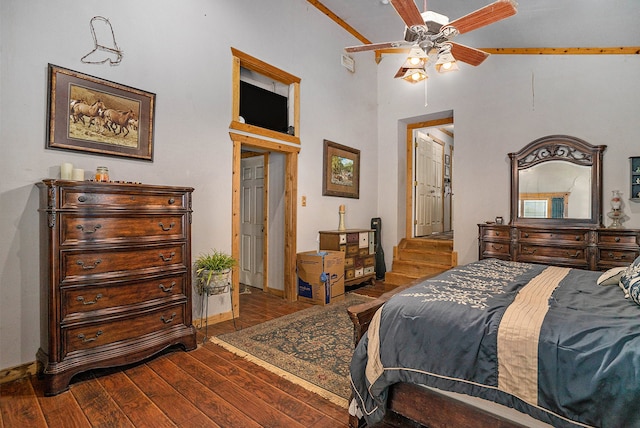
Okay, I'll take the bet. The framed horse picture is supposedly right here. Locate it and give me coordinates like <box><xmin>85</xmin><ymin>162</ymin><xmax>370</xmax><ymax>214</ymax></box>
<box><xmin>46</xmin><ymin>64</ymin><xmax>155</xmax><ymax>161</ymax></box>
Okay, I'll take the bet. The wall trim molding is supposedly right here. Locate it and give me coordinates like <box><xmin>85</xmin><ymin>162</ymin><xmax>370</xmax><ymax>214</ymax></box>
<box><xmin>0</xmin><ymin>361</ymin><xmax>38</xmax><ymax>385</ymax></box>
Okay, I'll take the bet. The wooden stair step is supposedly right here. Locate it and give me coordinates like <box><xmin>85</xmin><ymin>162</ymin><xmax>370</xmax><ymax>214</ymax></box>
<box><xmin>384</xmin><ymin>272</ymin><xmax>417</xmax><ymax>286</ymax></box>
<box><xmin>399</xmin><ymin>238</ymin><xmax>453</xmax><ymax>252</ymax></box>
<box><xmin>395</xmin><ymin>248</ymin><xmax>454</xmax><ymax>265</ymax></box>
<box><xmin>390</xmin><ymin>260</ymin><xmax>451</xmax><ymax>277</ymax></box>
<box><xmin>384</xmin><ymin>270</ymin><xmax>445</xmax><ymax>286</ymax></box>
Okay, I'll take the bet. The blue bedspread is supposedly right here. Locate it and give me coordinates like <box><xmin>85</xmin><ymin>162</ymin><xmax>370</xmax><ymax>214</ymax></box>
<box><xmin>349</xmin><ymin>259</ymin><xmax>640</xmax><ymax>427</ymax></box>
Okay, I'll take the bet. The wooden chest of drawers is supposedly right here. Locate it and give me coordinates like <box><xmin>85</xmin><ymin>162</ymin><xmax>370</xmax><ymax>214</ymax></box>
<box><xmin>478</xmin><ymin>224</ymin><xmax>640</xmax><ymax>271</ymax></box>
<box><xmin>319</xmin><ymin>229</ymin><xmax>375</xmax><ymax>288</ymax></box>
<box><xmin>37</xmin><ymin>180</ymin><xmax>197</xmax><ymax>395</ymax></box>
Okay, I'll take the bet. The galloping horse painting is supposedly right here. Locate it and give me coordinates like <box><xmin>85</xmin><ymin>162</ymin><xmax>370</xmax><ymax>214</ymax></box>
<box><xmin>68</xmin><ymin>84</ymin><xmax>140</xmax><ymax>148</ymax></box>
<box><xmin>48</xmin><ymin>64</ymin><xmax>154</xmax><ymax>161</ymax></box>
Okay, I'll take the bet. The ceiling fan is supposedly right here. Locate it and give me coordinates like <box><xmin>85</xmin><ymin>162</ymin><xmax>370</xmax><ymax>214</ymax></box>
<box><xmin>344</xmin><ymin>0</ymin><xmax>518</xmax><ymax>83</ymax></box>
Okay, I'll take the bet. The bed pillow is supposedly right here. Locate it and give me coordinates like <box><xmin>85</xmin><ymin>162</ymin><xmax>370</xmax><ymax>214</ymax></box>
<box><xmin>628</xmin><ymin>277</ymin><xmax>640</xmax><ymax>305</ymax></box>
<box><xmin>620</xmin><ymin>256</ymin><xmax>640</xmax><ymax>303</ymax></box>
<box><xmin>597</xmin><ymin>266</ymin><xmax>628</xmax><ymax>286</ymax></box>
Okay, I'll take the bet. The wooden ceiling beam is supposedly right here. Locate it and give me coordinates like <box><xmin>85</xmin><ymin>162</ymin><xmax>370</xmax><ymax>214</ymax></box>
<box><xmin>482</xmin><ymin>47</ymin><xmax>640</xmax><ymax>55</ymax></box>
<box><xmin>375</xmin><ymin>46</ymin><xmax>640</xmax><ymax>62</ymax></box>
<box><xmin>306</xmin><ymin>0</ymin><xmax>372</xmax><ymax>46</ymax></box>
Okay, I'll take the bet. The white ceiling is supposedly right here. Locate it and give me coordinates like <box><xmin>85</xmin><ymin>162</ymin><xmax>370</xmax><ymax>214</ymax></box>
<box><xmin>318</xmin><ymin>0</ymin><xmax>640</xmax><ymax>51</ymax></box>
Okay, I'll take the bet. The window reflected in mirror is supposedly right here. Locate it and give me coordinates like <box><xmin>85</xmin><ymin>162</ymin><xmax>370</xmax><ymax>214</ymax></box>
<box><xmin>519</xmin><ymin>192</ymin><xmax>570</xmax><ymax>218</ymax></box>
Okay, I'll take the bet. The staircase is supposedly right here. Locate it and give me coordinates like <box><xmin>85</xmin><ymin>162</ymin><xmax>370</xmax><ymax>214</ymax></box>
<box><xmin>384</xmin><ymin>237</ymin><xmax>457</xmax><ymax>286</ymax></box>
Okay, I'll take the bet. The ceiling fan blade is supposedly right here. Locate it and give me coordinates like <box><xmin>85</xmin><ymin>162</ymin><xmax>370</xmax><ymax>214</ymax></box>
<box><xmin>389</xmin><ymin>0</ymin><xmax>425</xmax><ymax>28</ymax></box>
<box><xmin>345</xmin><ymin>41</ymin><xmax>407</xmax><ymax>53</ymax></box>
<box><xmin>445</xmin><ymin>0</ymin><xmax>517</xmax><ymax>35</ymax></box>
<box><xmin>450</xmin><ymin>42</ymin><xmax>490</xmax><ymax>66</ymax></box>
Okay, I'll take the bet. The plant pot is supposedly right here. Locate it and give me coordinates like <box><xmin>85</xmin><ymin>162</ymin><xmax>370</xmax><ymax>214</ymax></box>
<box><xmin>197</xmin><ymin>268</ymin><xmax>231</xmax><ymax>295</ymax></box>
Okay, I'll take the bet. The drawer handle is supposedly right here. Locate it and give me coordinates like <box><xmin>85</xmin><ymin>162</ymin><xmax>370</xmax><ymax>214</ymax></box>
<box><xmin>168</xmin><ymin>198</ymin><xmax>176</xmax><ymax>205</ymax></box>
<box><xmin>495</xmin><ymin>232</ymin><xmax>500</xmax><ymax>236</ymax></box>
<box><xmin>615</xmin><ymin>237</ymin><xmax>621</xmax><ymax>242</ymax></box>
<box><xmin>159</xmin><ymin>222</ymin><xmax>175</xmax><ymax>231</ymax></box>
<box><xmin>161</xmin><ymin>312</ymin><xmax>177</xmax><ymax>324</ymax></box>
<box><xmin>523</xmin><ymin>248</ymin><xmax>536</xmax><ymax>255</ymax></box>
<box><xmin>76</xmin><ymin>294</ymin><xmax>103</xmax><ymax>305</ymax></box>
<box><xmin>575</xmin><ymin>236</ymin><xmax>581</xmax><ymax>241</ymax></box>
<box><xmin>76</xmin><ymin>259</ymin><xmax>102</xmax><ymax>270</ymax></box>
<box><xmin>76</xmin><ymin>224</ymin><xmax>102</xmax><ymax>234</ymax></box>
<box><xmin>491</xmin><ymin>244</ymin><xmax>503</xmax><ymax>250</ymax></box>
<box><xmin>77</xmin><ymin>195</ymin><xmax>87</xmax><ymax>202</ymax></box>
<box><xmin>77</xmin><ymin>330</ymin><xmax>103</xmax><ymax>343</ymax></box>
<box><xmin>159</xmin><ymin>252</ymin><xmax>176</xmax><ymax>262</ymax></box>
<box><xmin>523</xmin><ymin>233</ymin><xmax>529</xmax><ymax>238</ymax></box>
<box><xmin>607</xmin><ymin>252</ymin><xmax>626</xmax><ymax>261</ymax></box>
<box><xmin>567</xmin><ymin>251</ymin><xmax>581</xmax><ymax>258</ymax></box>
<box><xmin>159</xmin><ymin>282</ymin><xmax>176</xmax><ymax>293</ymax></box>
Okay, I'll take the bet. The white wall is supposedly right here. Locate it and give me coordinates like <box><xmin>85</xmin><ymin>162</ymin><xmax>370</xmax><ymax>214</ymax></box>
<box><xmin>376</xmin><ymin>52</ymin><xmax>640</xmax><ymax>267</ymax></box>
<box><xmin>0</xmin><ymin>0</ymin><xmax>378</xmax><ymax>369</ymax></box>
<box><xmin>2</xmin><ymin>0</ymin><xmax>640</xmax><ymax>372</ymax></box>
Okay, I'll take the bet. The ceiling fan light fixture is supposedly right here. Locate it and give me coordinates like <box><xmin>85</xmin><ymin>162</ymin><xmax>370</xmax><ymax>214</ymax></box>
<box><xmin>401</xmin><ymin>46</ymin><xmax>428</xmax><ymax>68</ymax></box>
<box><xmin>435</xmin><ymin>48</ymin><xmax>459</xmax><ymax>73</ymax></box>
<box><xmin>401</xmin><ymin>68</ymin><xmax>428</xmax><ymax>84</ymax></box>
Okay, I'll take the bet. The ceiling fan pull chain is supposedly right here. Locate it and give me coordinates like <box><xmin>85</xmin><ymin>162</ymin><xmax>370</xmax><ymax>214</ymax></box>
<box><xmin>424</xmin><ymin>78</ymin><xmax>428</xmax><ymax>107</ymax></box>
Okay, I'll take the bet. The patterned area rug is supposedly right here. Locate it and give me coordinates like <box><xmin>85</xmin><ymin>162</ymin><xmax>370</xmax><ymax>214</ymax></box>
<box><xmin>210</xmin><ymin>293</ymin><xmax>373</xmax><ymax>408</ymax></box>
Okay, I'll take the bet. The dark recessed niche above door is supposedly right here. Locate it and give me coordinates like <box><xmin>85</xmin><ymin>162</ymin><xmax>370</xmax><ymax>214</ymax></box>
<box><xmin>239</xmin><ymin>80</ymin><xmax>289</xmax><ymax>134</ymax></box>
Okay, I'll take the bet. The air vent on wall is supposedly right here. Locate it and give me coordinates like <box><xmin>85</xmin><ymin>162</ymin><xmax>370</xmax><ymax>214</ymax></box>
<box><xmin>341</xmin><ymin>54</ymin><xmax>355</xmax><ymax>73</ymax></box>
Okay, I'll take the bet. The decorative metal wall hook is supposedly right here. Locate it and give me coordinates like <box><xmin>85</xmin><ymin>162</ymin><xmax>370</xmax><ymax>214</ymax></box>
<box><xmin>81</xmin><ymin>16</ymin><xmax>123</xmax><ymax>66</ymax></box>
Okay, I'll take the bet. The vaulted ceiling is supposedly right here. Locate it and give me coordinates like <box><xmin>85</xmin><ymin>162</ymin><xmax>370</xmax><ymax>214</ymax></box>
<box><xmin>312</xmin><ymin>0</ymin><xmax>640</xmax><ymax>57</ymax></box>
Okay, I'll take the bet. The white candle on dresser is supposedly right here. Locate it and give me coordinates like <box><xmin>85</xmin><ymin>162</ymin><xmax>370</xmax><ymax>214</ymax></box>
<box><xmin>61</xmin><ymin>163</ymin><xmax>73</xmax><ymax>179</ymax></box>
<box><xmin>71</xmin><ymin>168</ymin><xmax>84</xmax><ymax>181</ymax></box>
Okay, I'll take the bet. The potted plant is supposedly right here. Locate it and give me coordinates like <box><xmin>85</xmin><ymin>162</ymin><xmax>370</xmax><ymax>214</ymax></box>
<box><xmin>194</xmin><ymin>250</ymin><xmax>237</xmax><ymax>295</ymax></box>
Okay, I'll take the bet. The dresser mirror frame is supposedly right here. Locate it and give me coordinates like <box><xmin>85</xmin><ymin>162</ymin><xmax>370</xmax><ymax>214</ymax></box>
<box><xmin>510</xmin><ymin>135</ymin><xmax>607</xmax><ymax>227</ymax></box>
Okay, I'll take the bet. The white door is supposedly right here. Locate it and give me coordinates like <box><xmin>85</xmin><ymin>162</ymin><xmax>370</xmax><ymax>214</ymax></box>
<box><xmin>414</xmin><ymin>132</ymin><xmax>444</xmax><ymax>236</ymax></box>
<box><xmin>414</xmin><ymin>134</ymin><xmax>432</xmax><ymax>236</ymax></box>
<box><xmin>431</xmin><ymin>142</ymin><xmax>444</xmax><ymax>233</ymax></box>
<box><xmin>240</xmin><ymin>155</ymin><xmax>264</xmax><ymax>288</ymax></box>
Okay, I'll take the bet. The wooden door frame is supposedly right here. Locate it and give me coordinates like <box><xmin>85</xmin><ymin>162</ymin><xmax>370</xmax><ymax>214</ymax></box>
<box><xmin>230</xmin><ymin>132</ymin><xmax>299</xmax><ymax>318</ymax></box>
<box><xmin>405</xmin><ymin>118</ymin><xmax>453</xmax><ymax>239</ymax></box>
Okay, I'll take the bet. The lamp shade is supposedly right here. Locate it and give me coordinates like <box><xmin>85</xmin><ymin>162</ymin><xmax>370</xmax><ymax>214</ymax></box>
<box><xmin>435</xmin><ymin>46</ymin><xmax>459</xmax><ymax>73</ymax></box>
<box><xmin>401</xmin><ymin>68</ymin><xmax>428</xmax><ymax>83</ymax></box>
<box><xmin>400</xmin><ymin>46</ymin><xmax>428</xmax><ymax>69</ymax></box>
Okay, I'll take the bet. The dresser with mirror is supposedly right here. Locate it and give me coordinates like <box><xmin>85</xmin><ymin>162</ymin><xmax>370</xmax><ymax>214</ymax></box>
<box><xmin>479</xmin><ymin>135</ymin><xmax>640</xmax><ymax>270</ymax></box>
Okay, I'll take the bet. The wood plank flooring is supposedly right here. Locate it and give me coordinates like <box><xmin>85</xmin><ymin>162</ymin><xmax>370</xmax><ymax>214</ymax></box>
<box><xmin>0</xmin><ymin>281</ymin><xmax>396</xmax><ymax>428</ymax></box>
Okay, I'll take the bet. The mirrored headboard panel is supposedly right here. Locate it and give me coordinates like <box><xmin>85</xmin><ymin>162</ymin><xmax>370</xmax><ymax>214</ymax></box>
<box><xmin>510</xmin><ymin>135</ymin><xmax>607</xmax><ymax>227</ymax></box>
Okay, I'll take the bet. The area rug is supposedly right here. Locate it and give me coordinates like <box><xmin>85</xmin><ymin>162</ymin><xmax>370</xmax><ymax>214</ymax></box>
<box><xmin>209</xmin><ymin>293</ymin><xmax>373</xmax><ymax>408</ymax></box>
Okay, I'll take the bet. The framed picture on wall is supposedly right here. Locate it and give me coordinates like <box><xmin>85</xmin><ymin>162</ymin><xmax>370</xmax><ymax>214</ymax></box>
<box><xmin>46</xmin><ymin>64</ymin><xmax>155</xmax><ymax>161</ymax></box>
<box><xmin>322</xmin><ymin>139</ymin><xmax>360</xmax><ymax>199</ymax></box>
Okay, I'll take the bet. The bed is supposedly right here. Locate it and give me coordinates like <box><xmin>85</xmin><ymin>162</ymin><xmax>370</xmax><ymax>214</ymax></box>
<box><xmin>347</xmin><ymin>258</ymin><xmax>640</xmax><ymax>428</ymax></box>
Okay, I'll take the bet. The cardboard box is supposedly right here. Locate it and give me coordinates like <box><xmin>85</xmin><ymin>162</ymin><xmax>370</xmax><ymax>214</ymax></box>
<box><xmin>296</xmin><ymin>251</ymin><xmax>345</xmax><ymax>305</ymax></box>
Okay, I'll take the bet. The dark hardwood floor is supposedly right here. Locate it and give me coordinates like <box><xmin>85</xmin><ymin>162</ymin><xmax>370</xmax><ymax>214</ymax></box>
<box><xmin>0</xmin><ymin>281</ymin><xmax>396</xmax><ymax>428</ymax></box>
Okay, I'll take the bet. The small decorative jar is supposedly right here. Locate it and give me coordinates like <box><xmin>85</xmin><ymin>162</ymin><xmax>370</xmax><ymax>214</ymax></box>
<box><xmin>95</xmin><ymin>166</ymin><xmax>109</xmax><ymax>182</ymax></box>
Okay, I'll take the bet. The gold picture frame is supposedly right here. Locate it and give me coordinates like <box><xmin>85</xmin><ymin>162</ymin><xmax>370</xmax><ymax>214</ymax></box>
<box><xmin>322</xmin><ymin>139</ymin><xmax>360</xmax><ymax>199</ymax></box>
<box><xmin>47</xmin><ymin>64</ymin><xmax>155</xmax><ymax>161</ymax></box>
